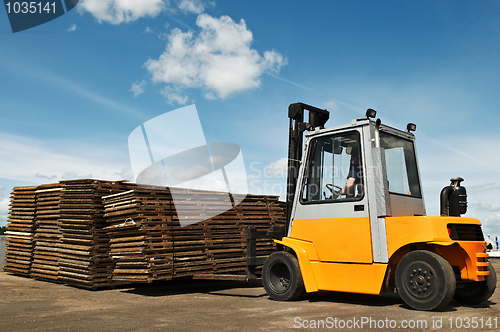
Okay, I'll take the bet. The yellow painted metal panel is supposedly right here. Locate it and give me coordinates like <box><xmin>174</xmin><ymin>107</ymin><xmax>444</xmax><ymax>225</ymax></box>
<box><xmin>310</xmin><ymin>262</ymin><xmax>387</xmax><ymax>294</ymax></box>
<box><xmin>277</xmin><ymin>237</ymin><xmax>319</xmax><ymax>261</ymax></box>
<box><xmin>385</xmin><ymin>216</ymin><xmax>481</xmax><ymax>257</ymax></box>
<box><xmin>290</xmin><ymin>217</ymin><xmax>373</xmax><ymax>263</ymax></box>
<box><xmin>386</xmin><ymin>216</ymin><xmax>488</xmax><ymax>282</ymax></box>
<box><xmin>274</xmin><ymin>238</ymin><xmax>319</xmax><ymax>293</ymax></box>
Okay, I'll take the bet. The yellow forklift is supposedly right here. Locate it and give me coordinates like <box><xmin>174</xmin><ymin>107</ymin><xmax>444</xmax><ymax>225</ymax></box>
<box><xmin>260</xmin><ymin>103</ymin><xmax>496</xmax><ymax>311</ymax></box>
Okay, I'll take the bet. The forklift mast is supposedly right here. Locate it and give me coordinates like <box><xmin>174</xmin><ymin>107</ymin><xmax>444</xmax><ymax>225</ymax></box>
<box><xmin>286</xmin><ymin>103</ymin><xmax>329</xmax><ymax>228</ymax></box>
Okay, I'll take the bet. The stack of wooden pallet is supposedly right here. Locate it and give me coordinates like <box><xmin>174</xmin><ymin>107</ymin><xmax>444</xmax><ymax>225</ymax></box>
<box><xmin>31</xmin><ymin>183</ymin><xmax>64</xmax><ymax>282</ymax></box>
<box><xmin>3</xmin><ymin>186</ymin><xmax>37</xmax><ymax>276</ymax></box>
<box><xmin>204</xmin><ymin>194</ymin><xmax>285</xmax><ymax>274</ymax></box>
<box><xmin>57</xmin><ymin>179</ymin><xmax>134</xmax><ymax>289</ymax></box>
<box><xmin>2</xmin><ymin>180</ymin><xmax>134</xmax><ymax>287</ymax></box>
<box><xmin>3</xmin><ymin>180</ymin><xmax>287</xmax><ymax>289</ymax></box>
<box><xmin>103</xmin><ymin>188</ymin><xmax>175</xmax><ymax>283</ymax></box>
<box><xmin>103</xmin><ymin>187</ymin><xmax>285</xmax><ymax>283</ymax></box>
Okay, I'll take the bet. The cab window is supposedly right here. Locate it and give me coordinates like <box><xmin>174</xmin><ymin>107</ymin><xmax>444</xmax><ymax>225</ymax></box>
<box><xmin>379</xmin><ymin>132</ymin><xmax>421</xmax><ymax>198</ymax></box>
<box><xmin>301</xmin><ymin>132</ymin><xmax>363</xmax><ymax>203</ymax></box>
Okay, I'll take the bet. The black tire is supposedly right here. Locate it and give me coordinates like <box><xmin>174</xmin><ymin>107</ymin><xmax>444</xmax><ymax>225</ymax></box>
<box><xmin>395</xmin><ymin>250</ymin><xmax>456</xmax><ymax>311</ymax></box>
<box><xmin>454</xmin><ymin>262</ymin><xmax>497</xmax><ymax>304</ymax></box>
<box><xmin>262</xmin><ymin>251</ymin><xmax>305</xmax><ymax>301</ymax></box>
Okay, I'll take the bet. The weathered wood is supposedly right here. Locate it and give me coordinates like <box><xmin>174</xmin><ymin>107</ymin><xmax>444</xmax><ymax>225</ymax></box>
<box><xmin>3</xmin><ymin>180</ymin><xmax>285</xmax><ymax>290</ymax></box>
<box><xmin>102</xmin><ymin>187</ymin><xmax>285</xmax><ymax>283</ymax></box>
<box><xmin>3</xmin><ymin>186</ymin><xmax>37</xmax><ymax>277</ymax></box>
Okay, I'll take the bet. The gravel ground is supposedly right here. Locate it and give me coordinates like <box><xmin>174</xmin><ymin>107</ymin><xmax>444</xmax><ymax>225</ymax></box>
<box><xmin>1</xmin><ymin>259</ymin><xmax>499</xmax><ymax>331</ymax></box>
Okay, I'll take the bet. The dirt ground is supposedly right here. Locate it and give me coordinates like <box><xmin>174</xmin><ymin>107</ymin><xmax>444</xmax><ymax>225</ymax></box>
<box><xmin>1</xmin><ymin>260</ymin><xmax>499</xmax><ymax>332</ymax></box>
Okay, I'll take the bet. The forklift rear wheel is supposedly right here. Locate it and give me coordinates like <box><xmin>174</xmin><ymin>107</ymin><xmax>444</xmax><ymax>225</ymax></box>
<box><xmin>262</xmin><ymin>251</ymin><xmax>305</xmax><ymax>301</ymax></box>
<box><xmin>395</xmin><ymin>250</ymin><xmax>456</xmax><ymax>311</ymax></box>
<box><xmin>453</xmin><ymin>262</ymin><xmax>497</xmax><ymax>304</ymax></box>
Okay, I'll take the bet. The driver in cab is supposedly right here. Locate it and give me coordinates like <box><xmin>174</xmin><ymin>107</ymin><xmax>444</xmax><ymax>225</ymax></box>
<box><xmin>341</xmin><ymin>146</ymin><xmax>362</xmax><ymax>197</ymax></box>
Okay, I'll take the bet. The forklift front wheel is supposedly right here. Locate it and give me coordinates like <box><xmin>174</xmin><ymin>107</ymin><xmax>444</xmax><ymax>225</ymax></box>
<box><xmin>453</xmin><ymin>262</ymin><xmax>497</xmax><ymax>304</ymax></box>
<box><xmin>262</xmin><ymin>251</ymin><xmax>305</xmax><ymax>301</ymax></box>
<box><xmin>395</xmin><ymin>250</ymin><xmax>456</xmax><ymax>311</ymax></box>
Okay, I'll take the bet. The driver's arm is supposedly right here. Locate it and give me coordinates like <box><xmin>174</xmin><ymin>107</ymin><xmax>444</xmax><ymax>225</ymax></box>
<box><xmin>342</xmin><ymin>177</ymin><xmax>356</xmax><ymax>194</ymax></box>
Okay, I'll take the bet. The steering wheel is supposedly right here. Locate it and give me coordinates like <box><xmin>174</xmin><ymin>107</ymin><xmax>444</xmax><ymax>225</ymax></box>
<box><xmin>325</xmin><ymin>183</ymin><xmax>342</xmax><ymax>199</ymax></box>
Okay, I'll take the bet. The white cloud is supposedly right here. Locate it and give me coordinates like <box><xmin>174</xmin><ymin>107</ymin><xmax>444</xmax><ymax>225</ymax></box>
<box><xmin>0</xmin><ymin>133</ymin><xmax>129</xmax><ymax>185</ymax></box>
<box><xmin>0</xmin><ymin>197</ymin><xmax>9</xmax><ymax>225</ymax></box>
<box><xmin>114</xmin><ymin>166</ymin><xmax>134</xmax><ymax>181</ymax></box>
<box><xmin>61</xmin><ymin>172</ymin><xmax>94</xmax><ymax>179</ymax></box>
<box><xmin>472</xmin><ymin>201</ymin><xmax>500</xmax><ymax>212</ymax></box>
<box><xmin>0</xmin><ymin>185</ymin><xmax>5</xmax><ymax>191</ymax></box>
<box><xmin>144</xmin><ymin>26</ymin><xmax>170</xmax><ymax>40</ymax></box>
<box><xmin>0</xmin><ymin>198</ymin><xmax>8</xmax><ymax>212</ymax></box>
<box><xmin>67</xmin><ymin>24</ymin><xmax>76</xmax><ymax>32</ymax></box>
<box><xmin>130</xmin><ymin>80</ymin><xmax>147</xmax><ymax>97</ymax></box>
<box><xmin>323</xmin><ymin>101</ymin><xmax>339</xmax><ymax>111</ymax></box>
<box><xmin>178</xmin><ymin>0</ymin><xmax>209</xmax><ymax>14</ymax></box>
<box><xmin>482</xmin><ymin>214</ymin><xmax>500</xmax><ymax>236</ymax></box>
<box><xmin>35</xmin><ymin>173</ymin><xmax>57</xmax><ymax>180</ymax></box>
<box><xmin>145</xmin><ymin>13</ymin><xmax>287</xmax><ymax>102</ymax></box>
<box><xmin>78</xmin><ymin>0</ymin><xmax>166</xmax><ymax>24</ymax></box>
<box><xmin>467</xmin><ymin>182</ymin><xmax>500</xmax><ymax>194</ymax></box>
<box><xmin>264</xmin><ymin>158</ymin><xmax>287</xmax><ymax>178</ymax></box>
<box><xmin>160</xmin><ymin>86</ymin><xmax>188</xmax><ymax>104</ymax></box>
<box><xmin>262</xmin><ymin>50</ymin><xmax>286</xmax><ymax>74</ymax></box>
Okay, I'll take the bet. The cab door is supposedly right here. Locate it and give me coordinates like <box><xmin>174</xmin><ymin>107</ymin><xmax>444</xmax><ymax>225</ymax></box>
<box><xmin>290</xmin><ymin>129</ymin><xmax>373</xmax><ymax>263</ymax></box>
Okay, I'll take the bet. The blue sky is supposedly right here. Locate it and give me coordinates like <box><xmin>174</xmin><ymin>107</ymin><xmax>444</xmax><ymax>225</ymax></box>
<box><xmin>1</xmin><ymin>0</ymin><xmax>500</xmax><ymax>239</ymax></box>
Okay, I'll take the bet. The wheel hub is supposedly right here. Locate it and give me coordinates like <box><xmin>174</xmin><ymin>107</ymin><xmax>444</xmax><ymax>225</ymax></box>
<box><xmin>269</xmin><ymin>262</ymin><xmax>291</xmax><ymax>294</ymax></box>
<box><xmin>405</xmin><ymin>263</ymin><xmax>436</xmax><ymax>299</ymax></box>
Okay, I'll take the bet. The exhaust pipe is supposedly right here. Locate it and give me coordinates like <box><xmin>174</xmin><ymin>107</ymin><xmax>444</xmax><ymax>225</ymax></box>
<box><xmin>440</xmin><ymin>177</ymin><xmax>467</xmax><ymax>217</ymax></box>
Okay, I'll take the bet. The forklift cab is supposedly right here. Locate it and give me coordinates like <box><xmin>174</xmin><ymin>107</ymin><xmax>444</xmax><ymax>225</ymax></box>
<box><xmin>290</xmin><ymin>116</ymin><xmax>425</xmax><ymax>264</ymax></box>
